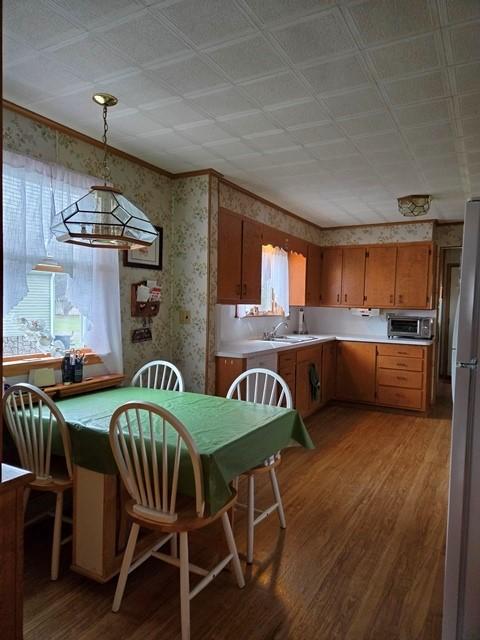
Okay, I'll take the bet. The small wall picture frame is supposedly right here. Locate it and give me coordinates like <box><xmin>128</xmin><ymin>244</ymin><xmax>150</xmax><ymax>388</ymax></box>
<box><xmin>123</xmin><ymin>226</ymin><xmax>163</xmax><ymax>270</ymax></box>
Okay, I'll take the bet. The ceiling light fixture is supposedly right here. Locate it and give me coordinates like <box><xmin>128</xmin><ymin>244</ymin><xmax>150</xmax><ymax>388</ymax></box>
<box><xmin>397</xmin><ymin>194</ymin><xmax>432</xmax><ymax>217</ymax></box>
<box><xmin>51</xmin><ymin>93</ymin><xmax>158</xmax><ymax>250</ymax></box>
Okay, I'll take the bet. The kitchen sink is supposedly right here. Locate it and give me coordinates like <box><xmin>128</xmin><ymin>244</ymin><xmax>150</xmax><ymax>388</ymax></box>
<box><xmin>266</xmin><ymin>335</ymin><xmax>318</xmax><ymax>343</ymax></box>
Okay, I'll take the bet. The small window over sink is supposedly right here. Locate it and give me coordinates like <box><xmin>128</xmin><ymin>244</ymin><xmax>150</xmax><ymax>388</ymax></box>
<box><xmin>237</xmin><ymin>244</ymin><xmax>306</xmax><ymax>318</ymax></box>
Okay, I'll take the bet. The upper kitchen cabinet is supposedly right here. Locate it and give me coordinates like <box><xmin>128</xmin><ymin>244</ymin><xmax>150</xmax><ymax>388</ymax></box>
<box><xmin>320</xmin><ymin>247</ymin><xmax>342</xmax><ymax>306</ymax></box>
<box><xmin>395</xmin><ymin>243</ymin><xmax>434</xmax><ymax>309</ymax></box>
<box><xmin>364</xmin><ymin>246</ymin><xmax>397</xmax><ymax>308</ymax></box>
<box><xmin>341</xmin><ymin>246</ymin><xmax>366</xmax><ymax>307</ymax></box>
<box><xmin>217</xmin><ymin>208</ymin><xmax>262</xmax><ymax>304</ymax></box>
<box><xmin>305</xmin><ymin>244</ymin><xmax>322</xmax><ymax>307</ymax></box>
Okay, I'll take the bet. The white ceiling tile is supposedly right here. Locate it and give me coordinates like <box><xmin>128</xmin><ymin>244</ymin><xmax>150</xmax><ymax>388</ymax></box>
<box><xmin>4</xmin><ymin>0</ymin><xmax>84</xmax><ymax>49</ymax></box>
<box><xmin>145</xmin><ymin>100</ymin><xmax>210</xmax><ymax>127</ymax></box>
<box><xmin>462</xmin><ymin>118</ymin><xmax>480</xmax><ymax>136</ymax></box>
<box><xmin>50</xmin><ymin>0</ymin><xmax>141</xmax><ymax>28</ymax></box>
<box><xmin>445</xmin><ymin>0</ymin><xmax>480</xmax><ymax>24</ymax></box>
<box><xmin>177</xmin><ymin>122</ymin><xmax>232</xmax><ymax>144</ymax></box>
<box><xmin>267</xmin><ymin>99</ymin><xmax>329</xmax><ymax>126</ymax></box>
<box><xmin>454</xmin><ymin>62</ymin><xmax>480</xmax><ymax>95</ymax></box>
<box><xmin>301</xmin><ymin>54</ymin><xmax>370</xmax><ymax>95</ymax></box>
<box><xmin>463</xmin><ymin>136</ymin><xmax>480</xmax><ymax>151</ymax></box>
<box><xmin>230</xmin><ymin>153</ymin><xmax>278</xmax><ymax>169</ymax></box>
<box><xmin>416</xmin><ymin>154</ymin><xmax>459</xmax><ymax>168</ymax></box>
<box><xmin>382</xmin><ymin>71</ymin><xmax>448</xmax><ymax>106</ymax></box>
<box><xmin>347</xmin><ymin>0</ymin><xmax>436</xmax><ymax>46</ymax></box>
<box><xmin>188</xmin><ymin>87</ymin><xmax>257</xmax><ymax>118</ymax></box>
<box><xmin>412</xmin><ymin>140</ymin><xmax>458</xmax><ymax>157</ymax></box>
<box><xmin>338</xmin><ymin>111</ymin><xmax>396</xmax><ymax>136</ymax></box>
<box><xmin>136</xmin><ymin>129</ymin><xmax>192</xmax><ymax>150</ymax></box>
<box><xmin>363</xmin><ymin>148</ymin><xmax>412</xmax><ymax>165</ymax></box>
<box><xmin>103</xmin><ymin>110</ymin><xmax>165</xmax><ymax>136</ymax></box>
<box><xmin>395</xmin><ymin>99</ymin><xmax>452</xmax><ymax>127</ymax></box>
<box><xmin>207</xmin><ymin>139</ymin><xmax>256</xmax><ymax>157</ymax></box>
<box><xmin>240</xmin><ymin>72</ymin><xmax>311</xmax><ymax>106</ymax></box>
<box><xmin>322</xmin><ymin>86</ymin><xmax>385</xmax><ymax>117</ymax></box>
<box><xmin>3</xmin><ymin>35</ymin><xmax>36</xmax><ymax>68</ymax></box>
<box><xmin>157</xmin><ymin>0</ymin><xmax>254</xmax><ymax>46</ymax></box>
<box><xmin>243</xmin><ymin>0</ymin><xmax>334</xmax><ymax>24</ymax></box>
<box><xmin>148</xmin><ymin>55</ymin><xmax>228</xmax><ymax>95</ymax></box>
<box><xmin>4</xmin><ymin>56</ymin><xmax>88</xmax><ymax>95</ymax></box>
<box><xmin>168</xmin><ymin>145</ymin><xmax>224</xmax><ymax>165</ymax></box>
<box><xmin>99</xmin><ymin>12</ymin><xmax>190</xmax><ymax>65</ymax></box>
<box><xmin>3</xmin><ymin>75</ymin><xmax>51</xmax><ymax>106</ymax></box>
<box><xmin>245</xmin><ymin>131</ymin><xmax>299</xmax><ymax>151</ymax></box>
<box><xmin>27</xmin><ymin>87</ymin><xmax>108</xmax><ymax>125</ymax></box>
<box><xmin>264</xmin><ymin>147</ymin><xmax>314</xmax><ymax>164</ymax></box>
<box><xmin>459</xmin><ymin>93</ymin><xmax>480</xmax><ymax>119</ymax></box>
<box><xmin>308</xmin><ymin>140</ymin><xmax>358</xmax><ymax>159</ymax></box>
<box><xmin>449</xmin><ymin>22</ymin><xmax>480</xmax><ymax>64</ymax></box>
<box><xmin>286</xmin><ymin>122</ymin><xmax>344</xmax><ymax>144</ymax></box>
<box><xmin>402</xmin><ymin>121</ymin><xmax>456</xmax><ymax>145</ymax></box>
<box><xmin>368</xmin><ymin>34</ymin><xmax>440</xmax><ymax>80</ymax></box>
<box><xmin>99</xmin><ymin>72</ymin><xmax>177</xmax><ymax>109</ymax></box>
<box><xmin>220</xmin><ymin>112</ymin><xmax>280</xmax><ymax>136</ymax></box>
<box><xmin>271</xmin><ymin>10</ymin><xmax>355</xmax><ymax>64</ymax></box>
<box><xmin>48</xmin><ymin>36</ymin><xmax>135</xmax><ymax>81</ymax></box>
<box><xmin>206</xmin><ymin>35</ymin><xmax>286</xmax><ymax>81</ymax></box>
<box><xmin>353</xmin><ymin>131</ymin><xmax>405</xmax><ymax>152</ymax></box>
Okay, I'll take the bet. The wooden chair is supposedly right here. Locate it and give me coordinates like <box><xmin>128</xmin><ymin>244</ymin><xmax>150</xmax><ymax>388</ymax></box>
<box><xmin>226</xmin><ymin>369</ymin><xmax>292</xmax><ymax>564</ymax></box>
<box><xmin>131</xmin><ymin>359</ymin><xmax>184</xmax><ymax>391</ymax></box>
<box><xmin>109</xmin><ymin>401</ymin><xmax>245</xmax><ymax>640</ymax></box>
<box><xmin>3</xmin><ymin>383</ymin><xmax>73</xmax><ymax>580</ymax></box>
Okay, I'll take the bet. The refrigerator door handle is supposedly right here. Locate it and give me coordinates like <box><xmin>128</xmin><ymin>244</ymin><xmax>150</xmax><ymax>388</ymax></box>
<box><xmin>457</xmin><ymin>358</ymin><xmax>478</xmax><ymax>369</ymax></box>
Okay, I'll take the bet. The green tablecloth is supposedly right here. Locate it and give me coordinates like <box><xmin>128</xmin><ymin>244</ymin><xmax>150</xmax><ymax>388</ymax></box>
<box><xmin>55</xmin><ymin>387</ymin><xmax>314</xmax><ymax>513</ymax></box>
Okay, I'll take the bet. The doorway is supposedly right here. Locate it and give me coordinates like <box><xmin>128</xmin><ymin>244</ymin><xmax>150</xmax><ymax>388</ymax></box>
<box><xmin>438</xmin><ymin>247</ymin><xmax>462</xmax><ymax>381</ymax></box>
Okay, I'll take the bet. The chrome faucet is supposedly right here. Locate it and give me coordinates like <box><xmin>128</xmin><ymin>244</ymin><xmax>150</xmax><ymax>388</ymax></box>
<box><xmin>263</xmin><ymin>320</ymin><xmax>288</xmax><ymax>340</ymax></box>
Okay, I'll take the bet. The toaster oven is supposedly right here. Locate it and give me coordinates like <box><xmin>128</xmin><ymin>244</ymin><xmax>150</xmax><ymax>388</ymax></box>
<box><xmin>386</xmin><ymin>314</ymin><xmax>434</xmax><ymax>340</ymax></box>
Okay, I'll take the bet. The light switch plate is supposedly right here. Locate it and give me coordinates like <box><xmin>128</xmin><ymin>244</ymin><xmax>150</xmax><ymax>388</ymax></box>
<box><xmin>179</xmin><ymin>309</ymin><xmax>191</xmax><ymax>324</ymax></box>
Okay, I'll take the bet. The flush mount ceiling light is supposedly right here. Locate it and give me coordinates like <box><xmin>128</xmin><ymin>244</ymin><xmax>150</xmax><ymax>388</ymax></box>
<box><xmin>51</xmin><ymin>93</ymin><xmax>158</xmax><ymax>250</ymax></box>
<box><xmin>397</xmin><ymin>194</ymin><xmax>432</xmax><ymax>217</ymax></box>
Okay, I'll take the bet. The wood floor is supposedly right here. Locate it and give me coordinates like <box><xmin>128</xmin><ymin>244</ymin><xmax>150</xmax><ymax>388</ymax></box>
<box><xmin>23</xmin><ymin>402</ymin><xmax>451</xmax><ymax>640</ymax></box>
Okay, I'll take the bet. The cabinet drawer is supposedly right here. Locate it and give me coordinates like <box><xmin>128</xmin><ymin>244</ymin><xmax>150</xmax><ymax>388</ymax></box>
<box><xmin>377</xmin><ymin>385</ymin><xmax>423</xmax><ymax>410</ymax></box>
<box><xmin>377</xmin><ymin>344</ymin><xmax>424</xmax><ymax>358</ymax></box>
<box><xmin>377</xmin><ymin>369</ymin><xmax>423</xmax><ymax>389</ymax></box>
<box><xmin>278</xmin><ymin>351</ymin><xmax>296</xmax><ymax>368</ymax></box>
<box><xmin>377</xmin><ymin>355</ymin><xmax>423</xmax><ymax>372</ymax></box>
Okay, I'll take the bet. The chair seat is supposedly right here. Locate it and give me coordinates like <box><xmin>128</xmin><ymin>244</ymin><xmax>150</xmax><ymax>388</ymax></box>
<box><xmin>30</xmin><ymin>475</ymin><xmax>72</xmax><ymax>492</ymax></box>
<box><xmin>125</xmin><ymin>492</ymin><xmax>237</xmax><ymax>533</ymax></box>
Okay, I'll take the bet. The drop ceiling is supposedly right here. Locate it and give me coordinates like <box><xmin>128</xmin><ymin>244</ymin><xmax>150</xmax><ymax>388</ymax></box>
<box><xmin>3</xmin><ymin>0</ymin><xmax>480</xmax><ymax>226</ymax></box>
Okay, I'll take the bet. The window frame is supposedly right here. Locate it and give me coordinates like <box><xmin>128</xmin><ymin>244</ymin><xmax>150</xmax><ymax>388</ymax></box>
<box><xmin>2</xmin><ymin>348</ymin><xmax>102</xmax><ymax>377</ymax></box>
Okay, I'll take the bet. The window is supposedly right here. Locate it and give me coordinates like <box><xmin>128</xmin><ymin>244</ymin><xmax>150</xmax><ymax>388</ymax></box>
<box><xmin>3</xmin><ymin>151</ymin><xmax>123</xmax><ymax>373</ymax></box>
<box><xmin>238</xmin><ymin>244</ymin><xmax>290</xmax><ymax>318</ymax></box>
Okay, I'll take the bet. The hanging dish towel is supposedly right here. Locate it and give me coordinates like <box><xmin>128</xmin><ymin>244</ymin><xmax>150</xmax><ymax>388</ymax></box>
<box><xmin>308</xmin><ymin>363</ymin><xmax>320</xmax><ymax>401</ymax></box>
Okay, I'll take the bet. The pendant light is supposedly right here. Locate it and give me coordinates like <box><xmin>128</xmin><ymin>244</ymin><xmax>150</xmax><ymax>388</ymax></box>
<box><xmin>397</xmin><ymin>194</ymin><xmax>431</xmax><ymax>217</ymax></box>
<box><xmin>51</xmin><ymin>93</ymin><xmax>158</xmax><ymax>250</ymax></box>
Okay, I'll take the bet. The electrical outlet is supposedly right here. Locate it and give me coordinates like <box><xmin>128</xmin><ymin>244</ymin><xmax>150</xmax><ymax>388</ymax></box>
<box><xmin>179</xmin><ymin>309</ymin><xmax>191</xmax><ymax>324</ymax></box>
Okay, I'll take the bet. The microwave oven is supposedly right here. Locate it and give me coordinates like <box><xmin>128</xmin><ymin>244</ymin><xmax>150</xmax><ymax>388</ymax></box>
<box><xmin>386</xmin><ymin>314</ymin><xmax>434</xmax><ymax>340</ymax></box>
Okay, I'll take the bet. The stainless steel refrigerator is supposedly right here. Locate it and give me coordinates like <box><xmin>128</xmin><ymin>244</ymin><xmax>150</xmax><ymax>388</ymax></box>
<box><xmin>443</xmin><ymin>197</ymin><xmax>480</xmax><ymax>640</ymax></box>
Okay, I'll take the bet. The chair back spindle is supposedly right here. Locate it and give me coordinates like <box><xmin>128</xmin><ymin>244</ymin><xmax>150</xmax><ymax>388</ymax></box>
<box><xmin>131</xmin><ymin>360</ymin><xmax>184</xmax><ymax>392</ymax></box>
<box><xmin>109</xmin><ymin>402</ymin><xmax>204</xmax><ymax>524</ymax></box>
<box><xmin>3</xmin><ymin>383</ymin><xmax>73</xmax><ymax>482</ymax></box>
<box><xmin>226</xmin><ymin>368</ymin><xmax>293</xmax><ymax>409</ymax></box>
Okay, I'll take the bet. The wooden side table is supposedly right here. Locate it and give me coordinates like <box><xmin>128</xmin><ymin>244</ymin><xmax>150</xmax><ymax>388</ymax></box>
<box><xmin>0</xmin><ymin>464</ymin><xmax>34</xmax><ymax>640</ymax></box>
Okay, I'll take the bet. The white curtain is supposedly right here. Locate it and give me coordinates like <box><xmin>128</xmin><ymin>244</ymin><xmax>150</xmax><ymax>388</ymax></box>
<box><xmin>3</xmin><ymin>150</ymin><xmax>123</xmax><ymax>373</ymax></box>
<box><xmin>261</xmin><ymin>245</ymin><xmax>290</xmax><ymax>316</ymax></box>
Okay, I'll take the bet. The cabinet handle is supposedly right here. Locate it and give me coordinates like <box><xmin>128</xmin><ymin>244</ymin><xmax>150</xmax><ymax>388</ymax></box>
<box><xmin>337</xmin><ymin>293</ymin><xmax>340</xmax><ymax>303</ymax></box>
<box><xmin>399</xmin><ymin>294</ymin><xmax>403</xmax><ymax>303</ymax></box>
<box><xmin>396</xmin><ymin>362</ymin><xmax>407</xmax><ymax>367</ymax></box>
<box><xmin>236</xmin><ymin>284</ymin><xmax>241</xmax><ymax>295</ymax></box>
<box><xmin>243</xmin><ymin>283</ymin><xmax>247</xmax><ymax>296</ymax></box>
<box><xmin>344</xmin><ymin>293</ymin><xmax>347</xmax><ymax>303</ymax></box>
<box><xmin>397</xmin><ymin>351</ymin><xmax>408</xmax><ymax>356</ymax></box>
<box><xmin>364</xmin><ymin>295</ymin><xmax>367</xmax><ymax>302</ymax></box>
<box><xmin>396</xmin><ymin>376</ymin><xmax>407</xmax><ymax>381</ymax></box>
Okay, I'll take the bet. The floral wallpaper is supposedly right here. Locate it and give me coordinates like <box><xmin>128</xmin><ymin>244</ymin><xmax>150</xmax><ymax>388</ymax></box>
<box><xmin>170</xmin><ymin>175</ymin><xmax>210</xmax><ymax>393</ymax></box>
<box><xmin>3</xmin><ymin>108</ymin><xmax>173</xmax><ymax>382</ymax></box>
<box><xmin>434</xmin><ymin>223</ymin><xmax>464</xmax><ymax>247</ymax></box>
<box><xmin>219</xmin><ymin>181</ymin><xmax>322</xmax><ymax>244</ymax></box>
<box><xmin>319</xmin><ymin>221</ymin><xmax>435</xmax><ymax>246</ymax></box>
<box><xmin>206</xmin><ymin>175</ymin><xmax>219</xmax><ymax>396</ymax></box>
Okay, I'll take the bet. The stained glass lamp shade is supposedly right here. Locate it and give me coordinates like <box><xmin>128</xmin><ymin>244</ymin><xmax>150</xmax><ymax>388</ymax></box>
<box><xmin>397</xmin><ymin>195</ymin><xmax>431</xmax><ymax>217</ymax></box>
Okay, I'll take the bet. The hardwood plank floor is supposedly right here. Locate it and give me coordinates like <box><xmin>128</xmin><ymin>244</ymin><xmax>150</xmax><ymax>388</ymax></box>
<box><xmin>23</xmin><ymin>402</ymin><xmax>451</xmax><ymax>640</ymax></box>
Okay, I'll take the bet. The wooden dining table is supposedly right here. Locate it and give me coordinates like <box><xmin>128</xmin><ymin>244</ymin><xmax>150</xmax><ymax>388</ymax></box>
<box><xmin>50</xmin><ymin>387</ymin><xmax>313</xmax><ymax>582</ymax></box>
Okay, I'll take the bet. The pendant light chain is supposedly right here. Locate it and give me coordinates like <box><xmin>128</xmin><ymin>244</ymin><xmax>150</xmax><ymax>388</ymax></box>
<box><xmin>102</xmin><ymin>104</ymin><xmax>111</xmax><ymax>186</ymax></box>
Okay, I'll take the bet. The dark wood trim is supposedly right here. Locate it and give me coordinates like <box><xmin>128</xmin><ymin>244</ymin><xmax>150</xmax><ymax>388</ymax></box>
<box><xmin>435</xmin><ymin>220</ymin><xmax>464</xmax><ymax>226</ymax></box>
<box><xmin>439</xmin><ymin>261</ymin><xmax>461</xmax><ymax>378</ymax></box>
<box><xmin>323</xmin><ymin>218</ymin><xmax>439</xmax><ymax>231</ymax></box>
<box><xmin>219</xmin><ymin>178</ymin><xmax>323</xmax><ymax>232</ymax></box>
<box><xmin>3</xmin><ymin>100</ymin><xmax>174</xmax><ymax>178</ymax></box>
<box><xmin>174</xmin><ymin>168</ymin><xmax>224</xmax><ymax>179</ymax></box>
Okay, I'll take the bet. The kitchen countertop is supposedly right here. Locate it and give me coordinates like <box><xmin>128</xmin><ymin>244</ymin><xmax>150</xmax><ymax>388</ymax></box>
<box><xmin>216</xmin><ymin>334</ymin><xmax>434</xmax><ymax>358</ymax></box>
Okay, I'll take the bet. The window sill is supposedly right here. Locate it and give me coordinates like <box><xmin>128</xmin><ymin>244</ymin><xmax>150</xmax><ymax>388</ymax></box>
<box><xmin>2</xmin><ymin>349</ymin><xmax>102</xmax><ymax>377</ymax></box>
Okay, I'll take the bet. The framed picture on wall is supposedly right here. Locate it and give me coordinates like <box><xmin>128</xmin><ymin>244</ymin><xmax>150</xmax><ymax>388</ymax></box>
<box><xmin>123</xmin><ymin>226</ymin><xmax>163</xmax><ymax>270</ymax></box>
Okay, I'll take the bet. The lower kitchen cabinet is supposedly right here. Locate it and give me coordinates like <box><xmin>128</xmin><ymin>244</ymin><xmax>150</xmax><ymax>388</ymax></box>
<box><xmin>336</xmin><ymin>341</ymin><xmax>376</xmax><ymax>403</ymax></box>
<box><xmin>322</xmin><ymin>340</ymin><xmax>336</xmax><ymax>403</ymax></box>
<box><xmin>215</xmin><ymin>357</ymin><xmax>246</xmax><ymax>398</ymax></box>
<box><xmin>295</xmin><ymin>345</ymin><xmax>324</xmax><ymax>418</ymax></box>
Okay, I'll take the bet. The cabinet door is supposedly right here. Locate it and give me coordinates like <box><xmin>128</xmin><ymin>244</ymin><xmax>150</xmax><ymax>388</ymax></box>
<box><xmin>336</xmin><ymin>341</ymin><xmax>376</xmax><ymax>403</ymax></box>
<box><xmin>341</xmin><ymin>247</ymin><xmax>366</xmax><ymax>307</ymax></box>
<box><xmin>217</xmin><ymin>209</ymin><xmax>242</xmax><ymax>303</ymax></box>
<box><xmin>322</xmin><ymin>341</ymin><xmax>336</xmax><ymax>403</ymax></box>
<box><xmin>241</xmin><ymin>218</ymin><xmax>262</xmax><ymax>303</ymax></box>
<box><xmin>296</xmin><ymin>346</ymin><xmax>323</xmax><ymax>416</ymax></box>
<box><xmin>305</xmin><ymin>244</ymin><xmax>322</xmax><ymax>307</ymax></box>
<box><xmin>320</xmin><ymin>247</ymin><xmax>343</xmax><ymax>306</ymax></box>
<box><xmin>364</xmin><ymin>246</ymin><xmax>397</xmax><ymax>308</ymax></box>
<box><xmin>215</xmin><ymin>357</ymin><xmax>245</xmax><ymax>397</ymax></box>
<box><xmin>395</xmin><ymin>244</ymin><xmax>431</xmax><ymax>308</ymax></box>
